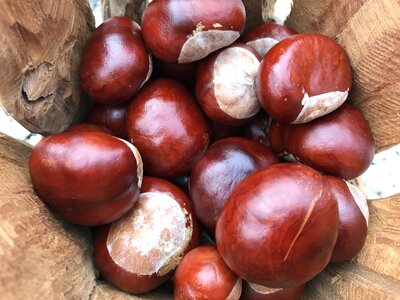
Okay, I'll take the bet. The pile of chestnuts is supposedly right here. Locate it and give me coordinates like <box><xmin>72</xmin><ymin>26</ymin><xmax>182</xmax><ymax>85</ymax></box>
<box><xmin>28</xmin><ymin>0</ymin><xmax>375</xmax><ymax>299</ymax></box>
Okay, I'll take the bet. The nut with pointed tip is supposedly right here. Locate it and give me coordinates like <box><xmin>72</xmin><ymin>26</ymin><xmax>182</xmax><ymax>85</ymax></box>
<box><xmin>141</xmin><ymin>0</ymin><xmax>245</xmax><ymax>64</ymax></box>
<box><xmin>29</xmin><ymin>131</ymin><xmax>143</xmax><ymax>226</ymax></box>
<box><xmin>241</xmin><ymin>281</ymin><xmax>305</xmax><ymax>300</ymax></box>
<box><xmin>257</xmin><ymin>33</ymin><xmax>352</xmax><ymax>123</ymax></box>
<box><xmin>216</xmin><ymin>163</ymin><xmax>339</xmax><ymax>288</ymax></box>
<box><xmin>95</xmin><ymin>177</ymin><xmax>200</xmax><ymax>294</ymax></box>
<box><xmin>80</xmin><ymin>17</ymin><xmax>152</xmax><ymax>105</ymax></box>
<box><xmin>174</xmin><ymin>245</ymin><xmax>242</xmax><ymax>300</ymax></box>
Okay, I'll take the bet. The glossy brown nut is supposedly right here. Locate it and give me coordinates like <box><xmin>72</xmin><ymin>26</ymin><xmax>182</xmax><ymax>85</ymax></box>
<box><xmin>141</xmin><ymin>0</ymin><xmax>245</xmax><ymax>63</ymax></box>
<box><xmin>216</xmin><ymin>163</ymin><xmax>339</xmax><ymax>288</ymax></box>
<box><xmin>326</xmin><ymin>176</ymin><xmax>369</xmax><ymax>262</ymax></box>
<box><xmin>196</xmin><ymin>43</ymin><xmax>262</xmax><ymax>126</ymax></box>
<box><xmin>95</xmin><ymin>177</ymin><xmax>200</xmax><ymax>294</ymax></box>
<box><xmin>127</xmin><ymin>79</ymin><xmax>211</xmax><ymax>178</ymax></box>
<box><xmin>190</xmin><ymin>137</ymin><xmax>278</xmax><ymax>233</ymax></box>
<box><xmin>243</xmin><ymin>111</ymin><xmax>271</xmax><ymax>147</ymax></box>
<box><xmin>86</xmin><ymin>102</ymin><xmax>129</xmax><ymax>139</ymax></box>
<box><xmin>211</xmin><ymin>121</ymin><xmax>244</xmax><ymax>142</ymax></box>
<box><xmin>174</xmin><ymin>246</ymin><xmax>242</xmax><ymax>300</ymax></box>
<box><xmin>29</xmin><ymin>132</ymin><xmax>143</xmax><ymax>226</ymax></box>
<box><xmin>153</xmin><ymin>58</ymin><xmax>199</xmax><ymax>85</ymax></box>
<box><xmin>241</xmin><ymin>281</ymin><xmax>305</xmax><ymax>300</ymax></box>
<box><xmin>257</xmin><ymin>33</ymin><xmax>352</xmax><ymax>123</ymax></box>
<box><xmin>80</xmin><ymin>17</ymin><xmax>152</xmax><ymax>104</ymax></box>
<box><xmin>66</xmin><ymin>123</ymin><xmax>111</xmax><ymax>134</ymax></box>
<box><xmin>241</xmin><ymin>23</ymin><xmax>296</xmax><ymax>58</ymax></box>
<box><xmin>268</xmin><ymin>103</ymin><xmax>375</xmax><ymax>180</ymax></box>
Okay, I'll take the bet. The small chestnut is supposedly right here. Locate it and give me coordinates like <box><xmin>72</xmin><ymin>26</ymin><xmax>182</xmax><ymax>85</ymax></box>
<box><xmin>268</xmin><ymin>103</ymin><xmax>375</xmax><ymax>179</ymax></box>
<box><xmin>66</xmin><ymin>123</ymin><xmax>111</xmax><ymax>134</ymax></box>
<box><xmin>174</xmin><ymin>245</ymin><xmax>242</xmax><ymax>300</ymax></box>
<box><xmin>241</xmin><ymin>281</ymin><xmax>305</xmax><ymax>300</ymax></box>
<box><xmin>242</xmin><ymin>111</ymin><xmax>271</xmax><ymax>147</ymax></box>
<box><xmin>196</xmin><ymin>44</ymin><xmax>262</xmax><ymax>126</ymax></box>
<box><xmin>95</xmin><ymin>177</ymin><xmax>200</xmax><ymax>294</ymax></box>
<box><xmin>29</xmin><ymin>131</ymin><xmax>143</xmax><ymax>226</ymax></box>
<box><xmin>257</xmin><ymin>33</ymin><xmax>352</xmax><ymax>123</ymax></box>
<box><xmin>153</xmin><ymin>58</ymin><xmax>199</xmax><ymax>85</ymax></box>
<box><xmin>326</xmin><ymin>176</ymin><xmax>369</xmax><ymax>262</ymax></box>
<box><xmin>127</xmin><ymin>79</ymin><xmax>211</xmax><ymax>178</ymax></box>
<box><xmin>216</xmin><ymin>163</ymin><xmax>339</xmax><ymax>288</ymax></box>
<box><xmin>80</xmin><ymin>17</ymin><xmax>152</xmax><ymax>104</ymax></box>
<box><xmin>242</xmin><ymin>23</ymin><xmax>296</xmax><ymax>58</ymax></box>
<box><xmin>211</xmin><ymin>121</ymin><xmax>244</xmax><ymax>142</ymax></box>
<box><xmin>141</xmin><ymin>0</ymin><xmax>246</xmax><ymax>63</ymax></box>
<box><xmin>190</xmin><ymin>137</ymin><xmax>278</xmax><ymax>233</ymax></box>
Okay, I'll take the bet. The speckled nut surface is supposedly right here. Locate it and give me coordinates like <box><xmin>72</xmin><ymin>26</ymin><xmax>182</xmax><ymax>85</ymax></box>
<box><xmin>257</xmin><ymin>33</ymin><xmax>352</xmax><ymax>123</ymax></box>
<box><xmin>95</xmin><ymin>177</ymin><xmax>200</xmax><ymax>294</ymax></box>
<box><xmin>141</xmin><ymin>0</ymin><xmax>245</xmax><ymax>63</ymax></box>
<box><xmin>242</xmin><ymin>23</ymin><xmax>296</xmax><ymax>58</ymax></box>
<box><xmin>127</xmin><ymin>79</ymin><xmax>211</xmax><ymax>179</ymax></box>
<box><xmin>174</xmin><ymin>246</ymin><xmax>242</xmax><ymax>300</ymax></box>
<box><xmin>268</xmin><ymin>104</ymin><xmax>375</xmax><ymax>180</ymax></box>
<box><xmin>326</xmin><ymin>176</ymin><xmax>369</xmax><ymax>262</ymax></box>
<box><xmin>190</xmin><ymin>137</ymin><xmax>278</xmax><ymax>233</ymax></box>
<box><xmin>241</xmin><ymin>281</ymin><xmax>305</xmax><ymax>300</ymax></box>
<box><xmin>196</xmin><ymin>44</ymin><xmax>261</xmax><ymax>126</ymax></box>
<box><xmin>29</xmin><ymin>131</ymin><xmax>142</xmax><ymax>226</ymax></box>
<box><xmin>216</xmin><ymin>163</ymin><xmax>339</xmax><ymax>288</ymax></box>
<box><xmin>80</xmin><ymin>17</ymin><xmax>152</xmax><ymax>104</ymax></box>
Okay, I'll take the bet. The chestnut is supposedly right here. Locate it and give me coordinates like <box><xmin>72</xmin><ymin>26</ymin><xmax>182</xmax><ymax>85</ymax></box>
<box><xmin>211</xmin><ymin>121</ymin><xmax>244</xmax><ymax>142</ymax></box>
<box><xmin>127</xmin><ymin>79</ymin><xmax>211</xmax><ymax>178</ymax></box>
<box><xmin>268</xmin><ymin>103</ymin><xmax>375</xmax><ymax>180</ymax></box>
<box><xmin>190</xmin><ymin>137</ymin><xmax>278</xmax><ymax>233</ymax></box>
<box><xmin>326</xmin><ymin>176</ymin><xmax>369</xmax><ymax>262</ymax></box>
<box><xmin>66</xmin><ymin>123</ymin><xmax>111</xmax><ymax>134</ymax></box>
<box><xmin>29</xmin><ymin>131</ymin><xmax>143</xmax><ymax>226</ymax></box>
<box><xmin>243</xmin><ymin>111</ymin><xmax>271</xmax><ymax>147</ymax></box>
<box><xmin>174</xmin><ymin>246</ymin><xmax>242</xmax><ymax>300</ymax></box>
<box><xmin>86</xmin><ymin>102</ymin><xmax>129</xmax><ymax>139</ymax></box>
<box><xmin>241</xmin><ymin>281</ymin><xmax>305</xmax><ymax>300</ymax></box>
<box><xmin>242</xmin><ymin>23</ymin><xmax>296</xmax><ymax>58</ymax></box>
<box><xmin>257</xmin><ymin>33</ymin><xmax>352</xmax><ymax>123</ymax></box>
<box><xmin>153</xmin><ymin>58</ymin><xmax>199</xmax><ymax>85</ymax></box>
<box><xmin>95</xmin><ymin>177</ymin><xmax>200</xmax><ymax>294</ymax></box>
<box><xmin>216</xmin><ymin>163</ymin><xmax>339</xmax><ymax>288</ymax></box>
<box><xmin>141</xmin><ymin>0</ymin><xmax>246</xmax><ymax>63</ymax></box>
<box><xmin>80</xmin><ymin>17</ymin><xmax>152</xmax><ymax>104</ymax></box>
<box><xmin>196</xmin><ymin>44</ymin><xmax>262</xmax><ymax>126</ymax></box>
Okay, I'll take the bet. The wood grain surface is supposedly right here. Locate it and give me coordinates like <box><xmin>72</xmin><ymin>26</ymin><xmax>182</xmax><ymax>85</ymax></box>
<box><xmin>101</xmin><ymin>0</ymin><xmax>152</xmax><ymax>23</ymax></box>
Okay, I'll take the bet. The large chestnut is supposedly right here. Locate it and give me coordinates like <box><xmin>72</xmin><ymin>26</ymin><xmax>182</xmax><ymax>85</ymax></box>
<box><xmin>242</xmin><ymin>23</ymin><xmax>296</xmax><ymax>58</ymax></box>
<box><xmin>326</xmin><ymin>176</ymin><xmax>369</xmax><ymax>262</ymax></box>
<box><xmin>96</xmin><ymin>177</ymin><xmax>200</xmax><ymax>294</ymax></box>
<box><xmin>80</xmin><ymin>17</ymin><xmax>152</xmax><ymax>104</ymax></box>
<box><xmin>141</xmin><ymin>0</ymin><xmax>246</xmax><ymax>63</ymax></box>
<box><xmin>241</xmin><ymin>281</ymin><xmax>305</xmax><ymax>300</ymax></box>
<box><xmin>127</xmin><ymin>79</ymin><xmax>211</xmax><ymax>178</ymax></box>
<box><xmin>268</xmin><ymin>103</ymin><xmax>375</xmax><ymax>179</ymax></box>
<box><xmin>216</xmin><ymin>163</ymin><xmax>339</xmax><ymax>288</ymax></box>
<box><xmin>243</xmin><ymin>111</ymin><xmax>271</xmax><ymax>147</ymax></box>
<box><xmin>190</xmin><ymin>137</ymin><xmax>278</xmax><ymax>233</ymax></box>
<box><xmin>257</xmin><ymin>33</ymin><xmax>352</xmax><ymax>123</ymax></box>
<box><xmin>29</xmin><ymin>131</ymin><xmax>142</xmax><ymax>226</ymax></box>
<box><xmin>196</xmin><ymin>43</ymin><xmax>261</xmax><ymax>126</ymax></box>
<box><xmin>174</xmin><ymin>246</ymin><xmax>242</xmax><ymax>300</ymax></box>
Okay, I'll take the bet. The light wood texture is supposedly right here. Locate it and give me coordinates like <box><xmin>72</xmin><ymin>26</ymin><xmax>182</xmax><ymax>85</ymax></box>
<box><xmin>0</xmin><ymin>0</ymin><xmax>94</xmax><ymax>135</ymax></box>
<box><xmin>287</xmin><ymin>0</ymin><xmax>400</xmax><ymax>151</ymax></box>
<box><xmin>101</xmin><ymin>0</ymin><xmax>152</xmax><ymax>23</ymax></box>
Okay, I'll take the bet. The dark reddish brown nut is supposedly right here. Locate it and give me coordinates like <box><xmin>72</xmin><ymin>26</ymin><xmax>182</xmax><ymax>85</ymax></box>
<box><xmin>216</xmin><ymin>163</ymin><xmax>339</xmax><ymax>288</ymax></box>
<box><xmin>326</xmin><ymin>176</ymin><xmax>369</xmax><ymax>262</ymax></box>
<box><xmin>141</xmin><ymin>0</ymin><xmax>246</xmax><ymax>64</ymax></box>
<box><xmin>241</xmin><ymin>23</ymin><xmax>296</xmax><ymax>58</ymax></box>
<box><xmin>211</xmin><ymin>121</ymin><xmax>244</xmax><ymax>142</ymax></box>
<box><xmin>127</xmin><ymin>79</ymin><xmax>211</xmax><ymax>178</ymax></box>
<box><xmin>80</xmin><ymin>17</ymin><xmax>152</xmax><ymax>105</ymax></box>
<box><xmin>153</xmin><ymin>58</ymin><xmax>199</xmax><ymax>85</ymax></box>
<box><xmin>268</xmin><ymin>103</ymin><xmax>375</xmax><ymax>180</ymax></box>
<box><xmin>241</xmin><ymin>281</ymin><xmax>305</xmax><ymax>300</ymax></box>
<box><xmin>243</xmin><ymin>111</ymin><xmax>271</xmax><ymax>147</ymax></box>
<box><xmin>190</xmin><ymin>137</ymin><xmax>278</xmax><ymax>233</ymax></box>
<box><xmin>96</xmin><ymin>177</ymin><xmax>200</xmax><ymax>294</ymax></box>
<box><xmin>196</xmin><ymin>44</ymin><xmax>262</xmax><ymax>126</ymax></box>
<box><xmin>170</xmin><ymin>175</ymin><xmax>190</xmax><ymax>194</ymax></box>
<box><xmin>257</xmin><ymin>33</ymin><xmax>352</xmax><ymax>123</ymax></box>
<box><xmin>29</xmin><ymin>132</ymin><xmax>143</xmax><ymax>226</ymax></box>
<box><xmin>174</xmin><ymin>246</ymin><xmax>242</xmax><ymax>300</ymax></box>
<box><xmin>66</xmin><ymin>123</ymin><xmax>111</xmax><ymax>134</ymax></box>
<box><xmin>86</xmin><ymin>102</ymin><xmax>129</xmax><ymax>139</ymax></box>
